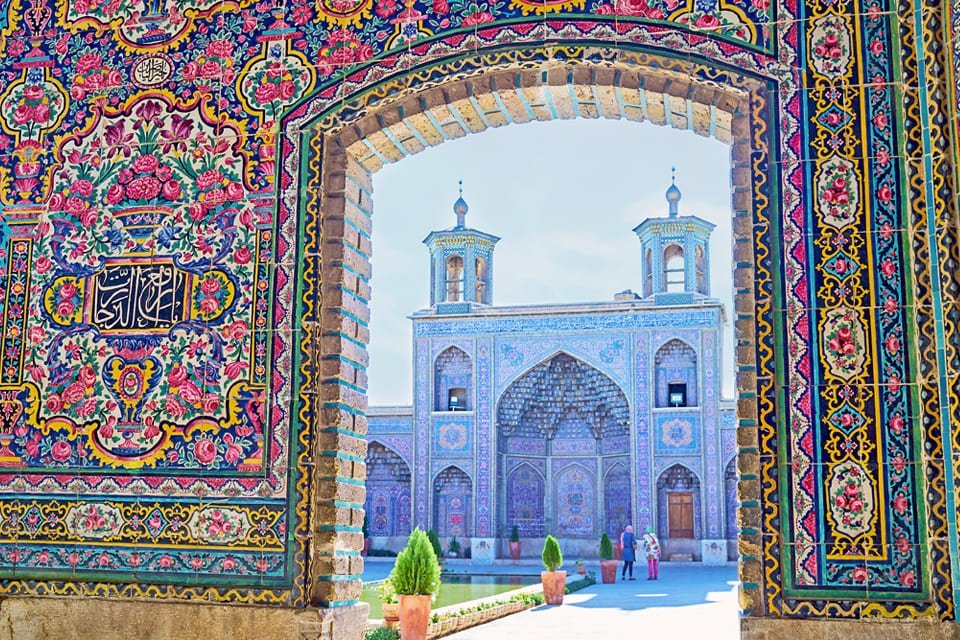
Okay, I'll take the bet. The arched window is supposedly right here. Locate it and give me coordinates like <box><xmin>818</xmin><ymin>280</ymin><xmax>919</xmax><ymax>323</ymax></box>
<box><xmin>695</xmin><ymin>245</ymin><xmax>707</xmax><ymax>294</ymax></box>
<box><xmin>364</xmin><ymin>441</ymin><xmax>412</xmax><ymax>537</ymax></box>
<box><xmin>445</xmin><ymin>255</ymin><xmax>464</xmax><ymax>301</ymax></box>
<box><xmin>656</xmin><ymin>464</ymin><xmax>701</xmax><ymax>540</ymax></box>
<box><xmin>663</xmin><ymin>244</ymin><xmax>685</xmax><ymax>293</ymax></box>
<box><xmin>433</xmin><ymin>466</ymin><xmax>472</xmax><ymax>537</ymax></box>
<box><xmin>434</xmin><ymin>346</ymin><xmax>472</xmax><ymax>411</ymax></box>
<box><xmin>654</xmin><ymin>339</ymin><xmax>698</xmax><ymax>408</ymax></box>
<box><xmin>475</xmin><ymin>256</ymin><xmax>488</xmax><ymax>303</ymax></box>
<box><xmin>644</xmin><ymin>248</ymin><xmax>653</xmax><ymax>297</ymax></box>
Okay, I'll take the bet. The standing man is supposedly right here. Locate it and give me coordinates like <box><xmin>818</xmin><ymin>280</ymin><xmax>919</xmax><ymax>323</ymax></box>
<box><xmin>620</xmin><ymin>525</ymin><xmax>637</xmax><ymax>580</ymax></box>
<box><xmin>643</xmin><ymin>526</ymin><xmax>661</xmax><ymax>580</ymax></box>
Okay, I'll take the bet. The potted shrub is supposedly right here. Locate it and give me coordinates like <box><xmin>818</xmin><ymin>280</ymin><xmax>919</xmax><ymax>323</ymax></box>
<box><xmin>379</xmin><ymin>579</ymin><xmax>400</xmax><ymax>630</ymax></box>
<box><xmin>391</xmin><ymin>528</ymin><xmax>441</xmax><ymax>640</ymax></box>
<box><xmin>575</xmin><ymin>559</ymin><xmax>586</xmax><ymax>576</ymax></box>
<box><xmin>540</xmin><ymin>534</ymin><xmax>566</xmax><ymax>605</ymax></box>
<box><xmin>599</xmin><ymin>533</ymin><xmax>617</xmax><ymax>584</ymax></box>
<box><xmin>448</xmin><ymin>535</ymin><xmax>461</xmax><ymax>558</ymax></box>
<box><xmin>509</xmin><ymin>525</ymin><xmax>521</xmax><ymax>560</ymax></box>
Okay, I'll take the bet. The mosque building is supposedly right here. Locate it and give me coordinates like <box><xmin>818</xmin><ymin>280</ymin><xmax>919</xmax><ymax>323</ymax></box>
<box><xmin>364</xmin><ymin>179</ymin><xmax>737</xmax><ymax>564</ymax></box>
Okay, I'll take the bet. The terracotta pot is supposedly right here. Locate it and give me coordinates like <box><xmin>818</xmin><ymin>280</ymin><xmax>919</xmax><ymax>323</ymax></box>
<box><xmin>382</xmin><ymin>602</ymin><xmax>401</xmax><ymax>629</ymax></box>
<box><xmin>541</xmin><ymin>570</ymin><xmax>566</xmax><ymax>605</ymax></box>
<box><xmin>509</xmin><ymin>541</ymin><xmax>521</xmax><ymax>560</ymax></box>
<box><xmin>399</xmin><ymin>594</ymin><xmax>432</xmax><ymax>640</ymax></box>
<box><xmin>600</xmin><ymin>559</ymin><xmax>618</xmax><ymax>584</ymax></box>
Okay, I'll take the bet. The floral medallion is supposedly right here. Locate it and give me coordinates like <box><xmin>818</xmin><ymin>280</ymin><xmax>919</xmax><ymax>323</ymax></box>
<box><xmin>64</xmin><ymin>502</ymin><xmax>124</xmax><ymax>539</ymax></box>
<box><xmin>827</xmin><ymin>460</ymin><xmax>875</xmax><ymax>540</ymax></box>
<box><xmin>0</xmin><ymin>70</ymin><xmax>67</xmax><ymax>141</ymax></box>
<box><xmin>660</xmin><ymin>418</ymin><xmax>694</xmax><ymax>447</ymax></box>
<box><xmin>438</xmin><ymin>423</ymin><xmax>468</xmax><ymax>451</ymax></box>
<box><xmin>809</xmin><ymin>15</ymin><xmax>852</xmax><ymax>79</ymax></box>
<box><xmin>238</xmin><ymin>41</ymin><xmax>316</xmax><ymax>118</ymax></box>
<box><xmin>821</xmin><ymin>307</ymin><xmax>867</xmax><ymax>381</ymax></box>
<box><xmin>186</xmin><ymin>507</ymin><xmax>252</xmax><ymax>545</ymax></box>
<box><xmin>816</xmin><ymin>155</ymin><xmax>859</xmax><ymax>229</ymax></box>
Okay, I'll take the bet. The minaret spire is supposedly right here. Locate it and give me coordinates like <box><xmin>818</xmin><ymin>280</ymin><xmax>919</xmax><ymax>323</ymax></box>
<box><xmin>453</xmin><ymin>180</ymin><xmax>469</xmax><ymax>228</ymax></box>
<box><xmin>665</xmin><ymin>167</ymin><xmax>682</xmax><ymax>217</ymax></box>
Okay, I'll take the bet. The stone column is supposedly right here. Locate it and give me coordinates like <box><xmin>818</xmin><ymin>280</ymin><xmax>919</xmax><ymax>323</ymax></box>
<box><xmin>307</xmin><ymin>141</ymin><xmax>373</xmax><ymax>632</ymax></box>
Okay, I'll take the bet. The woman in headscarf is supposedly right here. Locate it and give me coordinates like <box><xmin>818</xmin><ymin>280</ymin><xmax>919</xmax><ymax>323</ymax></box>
<box><xmin>620</xmin><ymin>525</ymin><xmax>637</xmax><ymax>580</ymax></box>
<box><xmin>642</xmin><ymin>526</ymin><xmax>661</xmax><ymax>580</ymax></box>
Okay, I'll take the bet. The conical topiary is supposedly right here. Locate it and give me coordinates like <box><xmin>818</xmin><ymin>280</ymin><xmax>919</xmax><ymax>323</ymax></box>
<box><xmin>541</xmin><ymin>535</ymin><xmax>563</xmax><ymax>572</ymax></box>
<box><xmin>390</xmin><ymin>528</ymin><xmax>441</xmax><ymax>596</ymax></box>
<box><xmin>599</xmin><ymin>533</ymin><xmax>613</xmax><ymax>560</ymax></box>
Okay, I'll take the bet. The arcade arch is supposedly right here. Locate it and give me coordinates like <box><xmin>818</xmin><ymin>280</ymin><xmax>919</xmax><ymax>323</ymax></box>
<box><xmin>363</xmin><ymin>441</ymin><xmax>412</xmax><ymax>539</ymax></box>
<box><xmin>292</xmin><ymin>44</ymin><xmax>768</xmax><ymax>618</ymax></box>
<box><xmin>496</xmin><ymin>352</ymin><xmax>632</xmax><ymax>554</ymax></box>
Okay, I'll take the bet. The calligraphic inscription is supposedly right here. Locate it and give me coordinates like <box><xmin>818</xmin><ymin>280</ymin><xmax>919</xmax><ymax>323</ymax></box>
<box><xmin>132</xmin><ymin>55</ymin><xmax>174</xmax><ymax>87</ymax></box>
<box><xmin>91</xmin><ymin>262</ymin><xmax>188</xmax><ymax>332</ymax></box>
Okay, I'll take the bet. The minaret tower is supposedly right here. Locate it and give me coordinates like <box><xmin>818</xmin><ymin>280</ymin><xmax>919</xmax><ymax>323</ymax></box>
<box><xmin>424</xmin><ymin>182</ymin><xmax>500</xmax><ymax>311</ymax></box>
<box><xmin>633</xmin><ymin>169</ymin><xmax>716</xmax><ymax>300</ymax></box>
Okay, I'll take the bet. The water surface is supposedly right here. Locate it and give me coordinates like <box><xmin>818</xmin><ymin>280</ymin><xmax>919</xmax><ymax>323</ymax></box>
<box><xmin>362</xmin><ymin>574</ymin><xmax>537</xmax><ymax>619</ymax></box>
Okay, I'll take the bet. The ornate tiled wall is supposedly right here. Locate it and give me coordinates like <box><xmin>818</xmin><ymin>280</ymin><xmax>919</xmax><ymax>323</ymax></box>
<box><xmin>0</xmin><ymin>0</ymin><xmax>958</xmax><ymax>636</ymax></box>
<box><xmin>393</xmin><ymin>307</ymin><xmax>732</xmax><ymax>553</ymax></box>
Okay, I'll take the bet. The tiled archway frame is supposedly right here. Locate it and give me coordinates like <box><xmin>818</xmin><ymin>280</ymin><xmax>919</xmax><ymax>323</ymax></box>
<box><xmin>282</xmin><ymin>14</ymin><xmax>956</xmax><ymax>634</ymax></box>
<box><xmin>283</xmin><ymin>39</ymin><xmax>777</xmax><ymax>611</ymax></box>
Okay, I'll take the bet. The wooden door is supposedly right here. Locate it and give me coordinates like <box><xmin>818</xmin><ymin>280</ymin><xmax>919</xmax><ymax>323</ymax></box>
<box><xmin>668</xmin><ymin>492</ymin><xmax>694</xmax><ymax>538</ymax></box>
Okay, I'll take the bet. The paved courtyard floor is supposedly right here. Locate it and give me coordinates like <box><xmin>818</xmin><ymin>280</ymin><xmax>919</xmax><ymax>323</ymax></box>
<box><xmin>445</xmin><ymin>565</ymin><xmax>738</xmax><ymax>640</ymax></box>
<box><xmin>362</xmin><ymin>562</ymin><xmax>739</xmax><ymax>639</ymax></box>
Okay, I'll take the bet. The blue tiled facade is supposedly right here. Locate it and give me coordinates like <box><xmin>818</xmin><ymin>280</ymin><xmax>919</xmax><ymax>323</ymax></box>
<box><xmin>366</xmin><ymin>184</ymin><xmax>736</xmax><ymax>562</ymax></box>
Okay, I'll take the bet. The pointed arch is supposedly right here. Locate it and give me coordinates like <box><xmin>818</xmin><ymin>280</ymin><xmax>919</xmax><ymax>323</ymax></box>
<box><xmin>434</xmin><ymin>346</ymin><xmax>472</xmax><ymax>412</ymax></box>
<box><xmin>433</xmin><ymin>465</ymin><xmax>473</xmax><ymax>538</ymax></box>
<box><xmin>505</xmin><ymin>462</ymin><xmax>545</xmax><ymax>537</ymax></box>
<box><xmin>695</xmin><ymin>244</ymin><xmax>707</xmax><ymax>294</ymax></box>
<box><xmin>554</xmin><ymin>462</ymin><xmax>596</xmax><ymax>537</ymax></box>
<box><xmin>475</xmin><ymin>255</ymin><xmax>489</xmax><ymax>304</ymax></box>
<box><xmin>364</xmin><ymin>440</ymin><xmax>413</xmax><ymax>537</ymax></box>
<box><xmin>654</xmin><ymin>338</ymin><xmax>698</xmax><ymax>408</ymax></box>
<box><xmin>445</xmin><ymin>255</ymin><xmax>464</xmax><ymax>302</ymax></box>
<box><xmin>663</xmin><ymin>243</ymin><xmax>685</xmax><ymax>292</ymax></box>
<box><xmin>603</xmin><ymin>460</ymin><xmax>633</xmax><ymax>538</ymax></box>
<box><xmin>656</xmin><ymin>463</ymin><xmax>701</xmax><ymax>541</ymax></box>
<box><xmin>496</xmin><ymin>351</ymin><xmax>629</xmax><ymax>440</ymax></box>
<box><xmin>644</xmin><ymin>248</ymin><xmax>654</xmax><ymax>297</ymax></box>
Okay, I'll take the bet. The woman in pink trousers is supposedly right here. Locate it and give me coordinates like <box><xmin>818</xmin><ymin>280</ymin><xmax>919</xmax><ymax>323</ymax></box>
<box><xmin>642</xmin><ymin>526</ymin><xmax>661</xmax><ymax>580</ymax></box>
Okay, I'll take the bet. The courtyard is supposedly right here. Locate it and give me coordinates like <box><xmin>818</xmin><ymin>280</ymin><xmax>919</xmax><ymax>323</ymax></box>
<box><xmin>363</xmin><ymin>562</ymin><xmax>739</xmax><ymax>640</ymax></box>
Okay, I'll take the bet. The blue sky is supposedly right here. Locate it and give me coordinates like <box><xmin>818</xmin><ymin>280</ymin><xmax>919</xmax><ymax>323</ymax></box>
<box><xmin>367</xmin><ymin>118</ymin><xmax>734</xmax><ymax>405</ymax></box>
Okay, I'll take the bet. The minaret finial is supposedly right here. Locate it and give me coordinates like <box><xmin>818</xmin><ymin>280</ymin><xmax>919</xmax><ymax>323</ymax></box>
<box><xmin>665</xmin><ymin>168</ymin><xmax>681</xmax><ymax>217</ymax></box>
<box><xmin>453</xmin><ymin>180</ymin><xmax>469</xmax><ymax>228</ymax></box>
